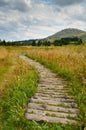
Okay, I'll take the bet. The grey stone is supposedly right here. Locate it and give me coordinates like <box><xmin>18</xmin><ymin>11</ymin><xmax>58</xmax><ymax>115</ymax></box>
<box><xmin>20</xmin><ymin>55</ymin><xmax>79</xmax><ymax>124</ymax></box>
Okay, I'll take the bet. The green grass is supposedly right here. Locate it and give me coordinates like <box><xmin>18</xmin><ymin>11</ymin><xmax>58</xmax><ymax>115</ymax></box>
<box><xmin>0</xmin><ymin>46</ymin><xmax>85</xmax><ymax>130</ymax></box>
<box><xmin>0</xmin><ymin>64</ymin><xmax>81</xmax><ymax>130</ymax></box>
<box><xmin>0</xmin><ymin>67</ymin><xmax>39</xmax><ymax>130</ymax></box>
<box><xmin>26</xmin><ymin>50</ymin><xmax>86</xmax><ymax>129</ymax></box>
<box><xmin>37</xmin><ymin>57</ymin><xmax>85</xmax><ymax>125</ymax></box>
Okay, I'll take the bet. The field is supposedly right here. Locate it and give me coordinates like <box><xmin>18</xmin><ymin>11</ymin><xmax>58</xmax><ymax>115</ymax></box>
<box><xmin>0</xmin><ymin>45</ymin><xmax>86</xmax><ymax>130</ymax></box>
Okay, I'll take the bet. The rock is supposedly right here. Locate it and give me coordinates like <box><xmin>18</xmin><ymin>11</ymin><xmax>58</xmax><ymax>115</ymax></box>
<box><xmin>21</xmin><ymin>56</ymin><xmax>79</xmax><ymax>124</ymax></box>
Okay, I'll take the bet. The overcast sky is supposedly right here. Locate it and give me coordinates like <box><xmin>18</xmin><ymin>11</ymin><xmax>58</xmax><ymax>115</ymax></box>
<box><xmin>0</xmin><ymin>0</ymin><xmax>86</xmax><ymax>41</ymax></box>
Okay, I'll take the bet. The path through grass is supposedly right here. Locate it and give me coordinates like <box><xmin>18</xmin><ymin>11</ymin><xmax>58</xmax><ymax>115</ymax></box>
<box><xmin>26</xmin><ymin>45</ymin><xmax>86</xmax><ymax>129</ymax></box>
<box><xmin>0</xmin><ymin>46</ymin><xmax>85</xmax><ymax>130</ymax></box>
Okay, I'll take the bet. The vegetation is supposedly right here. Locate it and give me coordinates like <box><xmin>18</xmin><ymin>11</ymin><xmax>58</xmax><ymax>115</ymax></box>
<box><xmin>0</xmin><ymin>46</ymin><xmax>39</xmax><ymax>130</ymax></box>
<box><xmin>26</xmin><ymin>44</ymin><xmax>86</xmax><ymax>129</ymax></box>
<box><xmin>0</xmin><ymin>45</ymin><xmax>86</xmax><ymax>129</ymax></box>
<box><xmin>46</xmin><ymin>28</ymin><xmax>86</xmax><ymax>42</ymax></box>
<box><xmin>53</xmin><ymin>37</ymin><xmax>82</xmax><ymax>46</ymax></box>
<box><xmin>0</xmin><ymin>47</ymin><xmax>11</xmax><ymax>82</ymax></box>
<box><xmin>1</xmin><ymin>28</ymin><xmax>85</xmax><ymax>46</ymax></box>
<box><xmin>32</xmin><ymin>37</ymin><xmax>82</xmax><ymax>46</ymax></box>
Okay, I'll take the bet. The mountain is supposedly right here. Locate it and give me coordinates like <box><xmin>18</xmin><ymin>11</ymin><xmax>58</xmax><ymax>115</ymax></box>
<box><xmin>44</xmin><ymin>28</ymin><xmax>86</xmax><ymax>42</ymax></box>
<box><xmin>12</xmin><ymin>28</ymin><xmax>86</xmax><ymax>46</ymax></box>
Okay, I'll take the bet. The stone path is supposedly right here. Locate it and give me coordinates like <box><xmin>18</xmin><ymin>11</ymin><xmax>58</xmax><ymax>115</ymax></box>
<box><xmin>21</xmin><ymin>55</ymin><xmax>79</xmax><ymax>124</ymax></box>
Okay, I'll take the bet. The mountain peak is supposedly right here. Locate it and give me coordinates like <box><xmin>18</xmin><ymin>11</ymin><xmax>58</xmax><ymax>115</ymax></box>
<box><xmin>46</xmin><ymin>28</ymin><xmax>86</xmax><ymax>42</ymax></box>
<box><xmin>54</xmin><ymin>28</ymin><xmax>85</xmax><ymax>35</ymax></box>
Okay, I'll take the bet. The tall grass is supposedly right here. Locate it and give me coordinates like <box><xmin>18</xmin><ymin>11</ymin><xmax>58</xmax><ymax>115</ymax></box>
<box><xmin>26</xmin><ymin>45</ymin><xmax>86</xmax><ymax>84</ymax></box>
<box><xmin>0</xmin><ymin>46</ymin><xmax>85</xmax><ymax>129</ymax></box>
<box><xmin>0</xmin><ymin>52</ymin><xmax>39</xmax><ymax>130</ymax></box>
<box><xmin>26</xmin><ymin>44</ymin><xmax>86</xmax><ymax>128</ymax></box>
<box><xmin>0</xmin><ymin>47</ymin><xmax>10</xmax><ymax>78</ymax></box>
<box><xmin>0</xmin><ymin>47</ymin><xmax>13</xmax><ymax>93</ymax></box>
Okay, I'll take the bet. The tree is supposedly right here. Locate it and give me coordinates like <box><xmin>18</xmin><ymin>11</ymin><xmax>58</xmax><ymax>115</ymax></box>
<box><xmin>32</xmin><ymin>40</ymin><xmax>36</xmax><ymax>46</ymax></box>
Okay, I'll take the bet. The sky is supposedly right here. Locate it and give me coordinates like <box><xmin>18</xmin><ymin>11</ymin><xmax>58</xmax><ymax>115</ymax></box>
<box><xmin>0</xmin><ymin>0</ymin><xmax>86</xmax><ymax>41</ymax></box>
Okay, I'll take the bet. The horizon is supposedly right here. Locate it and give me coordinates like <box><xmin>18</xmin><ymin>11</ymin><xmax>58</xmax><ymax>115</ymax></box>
<box><xmin>0</xmin><ymin>0</ymin><xmax>86</xmax><ymax>41</ymax></box>
<box><xmin>1</xmin><ymin>27</ymin><xmax>86</xmax><ymax>42</ymax></box>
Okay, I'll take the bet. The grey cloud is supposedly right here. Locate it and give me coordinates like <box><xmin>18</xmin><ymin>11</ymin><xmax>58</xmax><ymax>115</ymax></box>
<box><xmin>0</xmin><ymin>0</ymin><xmax>86</xmax><ymax>41</ymax></box>
<box><xmin>51</xmin><ymin>0</ymin><xmax>85</xmax><ymax>6</ymax></box>
<box><xmin>63</xmin><ymin>5</ymin><xmax>86</xmax><ymax>22</ymax></box>
<box><xmin>71</xmin><ymin>13</ymin><xmax>86</xmax><ymax>22</ymax></box>
<box><xmin>0</xmin><ymin>0</ymin><xmax>10</xmax><ymax>7</ymax></box>
<box><xmin>11</xmin><ymin>0</ymin><xmax>30</xmax><ymax>12</ymax></box>
<box><xmin>0</xmin><ymin>0</ymin><xmax>31</xmax><ymax>12</ymax></box>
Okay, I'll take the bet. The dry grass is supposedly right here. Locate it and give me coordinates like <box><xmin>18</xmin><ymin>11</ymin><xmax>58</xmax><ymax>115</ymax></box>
<box><xmin>0</xmin><ymin>47</ymin><xmax>9</xmax><ymax>66</ymax></box>
<box><xmin>26</xmin><ymin>44</ymin><xmax>86</xmax><ymax>127</ymax></box>
<box><xmin>27</xmin><ymin>45</ymin><xmax>86</xmax><ymax>87</ymax></box>
<box><xmin>0</xmin><ymin>46</ymin><xmax>26</xmax><ymax>95</ymax></box>
<box><xmin>0</xmin><ymin>46</ymin><xmax>39</xmax><ymax>130</ymax></box>
<box><xmin>0</xmin><ymin>45</ymin><xmax>85</xmax><ymax>129</ymax></box>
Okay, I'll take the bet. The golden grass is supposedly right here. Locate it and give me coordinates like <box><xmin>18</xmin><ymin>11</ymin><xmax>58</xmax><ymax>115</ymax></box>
<box><xmin>27</xmin><ymin>45</ymin><xmax>86</xmax><ymax>87</ymax></box>
<box><xmin>0</xmin><ymin>45</ymin><xmax>85</xmax><ymax>129</ymax></box>
<box><xmin>26</xmin><ymin>45</ymin><xmax>86</xmax><ymax>127</ymax></box>
<box><xmin>0</xmin><ymin>46</ymin><xmax>39</xmax><ymax>130</ymax></box>
<box><xmin>0</xmin><ymin>47</ymin><xmax>8</xmax><ymax>59</ymax></box>
<box><xmin>0</xmin><ymin>47</ymin><xmax>9</xmax><ymax>66</ymax></box>
<box><xmin>0</xmin><ymin>46</ymin><xmax>32</xmax><ymax>95</ymax></box>
<box><xmin>0</xmin><ymin>47</ymin><xmax>23</xmax><ymax>94</ymax></box>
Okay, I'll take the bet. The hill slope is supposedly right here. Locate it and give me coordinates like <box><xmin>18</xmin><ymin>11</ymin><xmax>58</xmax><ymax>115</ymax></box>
<box><xmin>45</xmin><ymin>28</ymin><xmax>86</xmax><ymax>42</ymax></box>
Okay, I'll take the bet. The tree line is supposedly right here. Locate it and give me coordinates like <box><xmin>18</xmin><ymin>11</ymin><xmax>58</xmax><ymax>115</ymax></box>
<box><xmin>0</xmin><ymin>37</ymin><xmax>83</xmax><ymax>46</ymax></box>
<box><xmin>0</xmin><ymin>39</ymin><xmax>30</xmax><ymax>46</ymax></box>
<box><xmin>32</xmin><ymin>37</ymin><xmax>83</xmax><ymax>46</ymax></box>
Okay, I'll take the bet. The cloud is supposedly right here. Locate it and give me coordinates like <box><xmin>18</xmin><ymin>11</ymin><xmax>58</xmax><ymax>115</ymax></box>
<box><xmin>0</xmin><ymin>0</ymin><xmax>31</xmax><ymax>12</ymax></box>
<box><xmin>50</xmin><ymin>0</ymin><xmax>85</xmax><ymax>6</ymax></box>
<box><xmin>0</xmin><ymin>0</ymin><xmax>86</xmax><ymax>41</ymax></box>
<box><xmin>0</xmin><ymin>0</ymin><xmax>10</xmax><ymax>7</ymax></box>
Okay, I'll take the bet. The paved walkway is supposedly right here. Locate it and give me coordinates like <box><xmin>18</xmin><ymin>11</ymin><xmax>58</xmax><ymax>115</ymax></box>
<box><xmin>21</xmin><ymin>55</ymin><xmax>79</xmax><ymax>124</ymax></box>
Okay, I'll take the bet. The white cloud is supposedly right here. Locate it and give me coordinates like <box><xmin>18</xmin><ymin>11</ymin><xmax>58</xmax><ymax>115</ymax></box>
<box><xmin>0</xmin><ymin>0</ymin><xmax>86</xmax><ymax>41</ymax></box>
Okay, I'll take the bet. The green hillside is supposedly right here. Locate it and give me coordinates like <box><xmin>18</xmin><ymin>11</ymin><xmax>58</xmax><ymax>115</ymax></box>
<box><xmin>45</xmin><ymin>28</ymin><xmax>86</xmax><ymax>42</ymax></box>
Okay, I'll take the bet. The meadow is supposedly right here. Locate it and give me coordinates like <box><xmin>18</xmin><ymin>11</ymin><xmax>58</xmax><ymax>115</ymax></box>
<box><xmin>0</xmin><ymin>45</ymin><xmax>86</xmax><ymax>130</ymax></box>
<box><xmin>0</xmin><ymin>46</ymin><xmax>39</xmax><ymax>130</ymax></box>
<box><xmin>26</xmin><ymin>44</ymin><xmax>86</xmax><ymax>128</ymax></box>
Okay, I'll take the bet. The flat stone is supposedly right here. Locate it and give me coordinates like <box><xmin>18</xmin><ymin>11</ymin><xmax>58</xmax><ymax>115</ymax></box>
<box><xmin>29</xmin><ymin>98</ymin><xmax>78</xmax><ymax>108</ymax></box>
<box><xmin>33</xmin><ymin>95</ymin><xmax>74</xmax><ymax>103</ymax></box>
<box><xmin>37</xmin><ymin>91</ymin><xmax>65</xmax><ymax>95</ymax></box>
<box><xmin>20</xmin><ymin>55</ymin><xmax>79</xmax><ymax>124</ymax></box>
<box><xmin>37</xmin><ymin>89</ymin><xmax>69</xmax><ymax>94</ymax></box>
<box><xmin>28</xmin><ymin>103</ymin><xmax>79</xmax><ymax>114</ymax></box>
<box><xmin>25</xmin><ymin>113</ymin><xmax>77</xmax><ymax>124</ymax></box>
<box><xmin>35</xmin><ymin>93</ymin><xmax>74</xmax><ymax>99</ymax></box>
<box><xmin>26</xmin><ymin>108</ymin><xmax>77</xmax><ymax>118</ymax></box>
